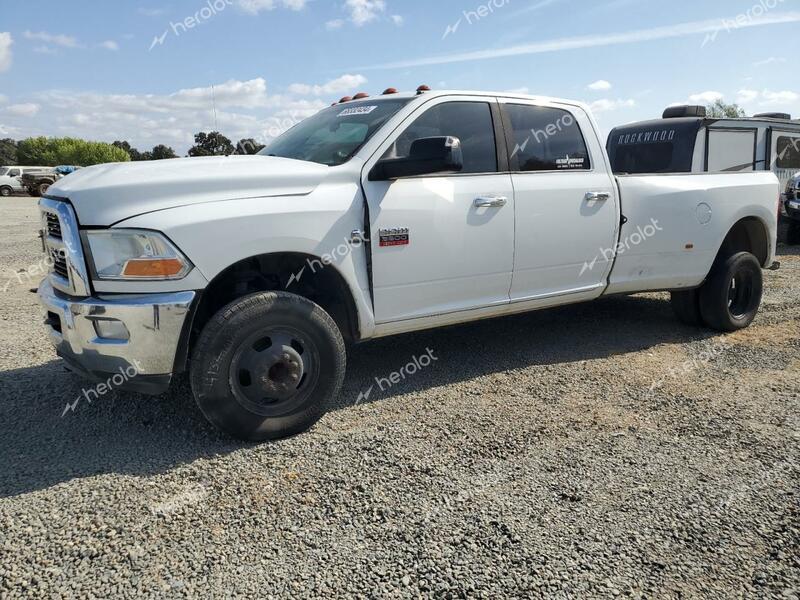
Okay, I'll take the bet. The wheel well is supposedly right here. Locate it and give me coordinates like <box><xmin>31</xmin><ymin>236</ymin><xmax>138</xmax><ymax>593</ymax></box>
<box><xmin>716</xmin><ymin>217</ymin><xmax>769</xmax><ymax>267</ymax></box>
<box><xmin>184</xmin><ymin>253</ymin><xmax>360</xmax><ymax>370</ymax></box>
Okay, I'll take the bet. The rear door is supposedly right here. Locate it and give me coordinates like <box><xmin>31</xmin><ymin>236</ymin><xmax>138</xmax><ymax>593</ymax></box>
<box><xmin>361</xmin><ymin>97</ymin><xmax>515</xmax><ymax>323</ymax></box>
<box><xmin>498</xmin><ymin>99</ymin><xmax>620</xmax><ymax>301</ymax></box>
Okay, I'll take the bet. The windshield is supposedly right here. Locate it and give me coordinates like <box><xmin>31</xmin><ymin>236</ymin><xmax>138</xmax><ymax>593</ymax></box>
<box><xmin>0</xmin><ymin>168</ymin><xmax>8</xmax><ymax>177</ymax></box>
<box><xmin>259</xmin><ymin>98</ymin><xmax>412</xmax><ymax>166</ymax></box>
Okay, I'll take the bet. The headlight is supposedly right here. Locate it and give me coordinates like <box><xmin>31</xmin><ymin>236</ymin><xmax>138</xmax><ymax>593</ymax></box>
<box><xmin>85</xmin><ymin>229</ymin><xmax>192</xmax><ymax>280</ymax></box>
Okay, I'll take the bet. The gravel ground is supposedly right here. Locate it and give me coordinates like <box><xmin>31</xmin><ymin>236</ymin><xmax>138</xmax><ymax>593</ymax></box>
<box><xmin>0</xmin><ymin>196</ymin><xmax>798</xmax><ymax>598</ymax></box>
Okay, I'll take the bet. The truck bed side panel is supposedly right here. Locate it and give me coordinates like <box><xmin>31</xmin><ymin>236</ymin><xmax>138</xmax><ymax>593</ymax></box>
<box><xmin>606</xmin><ymin>172</ymin><xmax>778</xmax><ymax>295</ymax></box>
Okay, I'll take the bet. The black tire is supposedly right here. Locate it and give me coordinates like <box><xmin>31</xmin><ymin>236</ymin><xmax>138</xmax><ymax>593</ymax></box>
<box><xmin>37</xmin><ymin>182</ymin><xmax>50</xmax><ymax>196</ymax></box>
<box><xmin>670</xmin><ymin>289</ymin><xmax>704</xmax><ymax>326</ymax></box>
<box><xmin>0</xmin><ymin>186</ymin><xmax>12</xmax><ymax>197</ymax></box>
<box><xmin>699</xmin><ymin>252</ymin><xmax>763</xmax><ymax>332</ymax></box>
<box><xmin>190</xmin><ymin>292</ymin><xmax>346</xmax><ymax>442</ymax></box>
<box><xmin>787</xmin><ymin>221</ymin><xmax>800</xmax><ymax>245</ymax></box>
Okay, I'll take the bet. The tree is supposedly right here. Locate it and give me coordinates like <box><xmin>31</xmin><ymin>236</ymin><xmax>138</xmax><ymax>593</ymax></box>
<box><xmin>0</xmin><ymin>139</ymin><xmax>17</xmax><ymax>165</ymax></box>
<box><xmin>113</xmin><ymin>140</ymin><xmax>146</xmax><ymax>161</ymax></box>
<box><xmin>707</xmin><ymin>100</ymin><xmax>747</xmax><ymax>119</ymax></box>
<box><xmin>17</xmin><ymin>137</ymin><xmax>130</xmax><ymax>166</ymax></box>
<box><xmin>235</xmin><ymin>138</ymin><xmax>265</xmax><ymax>155</ymax></box>
<box><xmin>150</xmin><ymin>144</ymin><xmax>177</xmax><ymax>160</ymax></box>
<box><xmin>188</xmin><ymin>131</ymin><xmax>234</xmax><ymax>157</ymax></box>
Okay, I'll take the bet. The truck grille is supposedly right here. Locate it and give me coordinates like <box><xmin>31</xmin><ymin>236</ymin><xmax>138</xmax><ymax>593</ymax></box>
<box><xmin>39</xmin><ymin>199</ymin><xmax>90</xmax><ymax>297</ymax></box>
<box><xmin>45</xmin><ymin>213</ymin><xmax>62</xmax><ymax>239</ymax></box>
<box><xmin>50</xmin><ymin>247</ymin><xmax>69</xmax><ymax>279</ymax></box>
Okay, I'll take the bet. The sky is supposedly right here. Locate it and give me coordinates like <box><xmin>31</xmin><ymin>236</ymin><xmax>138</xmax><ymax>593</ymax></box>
<box><xmin>0</xmin><ymin>0</ymin><xmax>798</xmax><ymax>155</ymax></box>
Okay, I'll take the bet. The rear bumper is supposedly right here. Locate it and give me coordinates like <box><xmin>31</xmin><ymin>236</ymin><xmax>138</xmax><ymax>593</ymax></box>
<box><xmin>37</xmin><ymin>278</ymin><xmax>196</xmax><ymax>395</ymax></box>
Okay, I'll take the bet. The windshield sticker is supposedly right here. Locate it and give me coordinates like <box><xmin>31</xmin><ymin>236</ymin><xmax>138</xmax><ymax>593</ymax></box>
<box><xmin>338</xmin><ymin>106</ymin><xmax>378</xmax><ymax>117</ymax></box>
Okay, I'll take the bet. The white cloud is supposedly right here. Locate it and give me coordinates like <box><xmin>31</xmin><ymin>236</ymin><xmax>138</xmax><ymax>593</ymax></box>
<box><xmin>391</xmin><ymin>15</ymin><xmax>404</xmax><ymax>26</ymax></box>
<box><xmin>0</xmin><ymin>95</ymin><xmax>7</xmax><ymax>104</ymax></box>
<box><xmin>23</xmin><ymin>30</ymin><xmax>80</xmax><ymax>48</ymax></box>
<box><xmin>589</xmin><ymin>98</ymin><xmax>636</xmax><ymax>113</ymax></box>
<box><xmin>359</xmin><ymin>11</ymin><xmax>800</xmax><ymax>69</ymax></box>
<box><xmin>99</xmin><ymin>40</ymin><xmax>119</xmax><ymax>51</ymax></box>
<box><xmin>326</xmin><ymin>19</ymin><xmax>345</xmax><ymax>30</ymax></box>
<box><xmin>33</xmin><ymin>45</ymin><xmax>58</xmax><ymax>55</ymax></box>
<box><xmin>688</xmin><ymin>91</ymin><xmax>723</xmax><ymax>104</ymax></box>
<box><xmin>346</xmin><ymin>0</ymin><xmax>386</xmax><ymax>26</ymax></box>
<box><xmin>16</xmin><ymin>78</ymin><xmax>335</xmax><ymax>154</ymax></box>
<box><xmin>761</xmin><ymin>89</ymin><xmax>799</xmax><ymax>104</ymax></box>
<box><xmin>587</xmin><ymin>80</ymin><xmax>612</xmax><ymax>91</ymax></box>
<box><xmin>736</xmin><ymin>89</ymin><xmax>759</xmax><ymax>104</ymax></box>
<box><xmin>505</xmin><ymin>87</ymin><xmax>530</xmax><ymax>95</ymax></box>
<box><xmin>0</xmin><ymin>32</ymin><xmax>12</xmax><ymax>72</ymax></box>
<box><xmin>288</xmin><ymin>74</ymin><xmax>368</xmax><ymax>96</ymax></box>
<box><xmin>754</xmin><ymin>56</ymin><xmax>786</xmax><ymax>67</ymax></box>
<box><xmin>6</xmin><ymin>103</ymin><xmax>40</xmax><ymax>117</ymax></box>
<box><xmin>236</xmin><ymin>0</ymin><xmax>307</xmax><ymax>15</ymax></box>
<box><xmin>138</xmin><ymin>7</ymin><xmax>168</xmax><ymax>17</ymax></box>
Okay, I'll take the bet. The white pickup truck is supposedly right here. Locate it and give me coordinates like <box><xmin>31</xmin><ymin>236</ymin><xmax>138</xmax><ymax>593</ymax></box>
<box><xmin>38</xmin><ymin>89</ymin><xmax>780</xmax><ymax>441</ymax></box>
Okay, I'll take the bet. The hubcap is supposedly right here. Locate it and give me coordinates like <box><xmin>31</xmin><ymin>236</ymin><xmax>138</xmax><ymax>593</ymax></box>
<box><xmin>230</xmin><ymin>328</ymin><xmax>319</xmax><ymax>414</ymax></box>
<box><xmin>727</xmin><ymin>269</ymin><xmax>754</xmax><ymax>319</ymax></box>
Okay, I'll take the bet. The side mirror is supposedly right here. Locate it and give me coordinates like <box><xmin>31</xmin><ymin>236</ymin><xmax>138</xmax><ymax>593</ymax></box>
<box><xmin>370</xmin><ymin>136</ymin><xmax>463</xmax><ymax>181</ymax></box>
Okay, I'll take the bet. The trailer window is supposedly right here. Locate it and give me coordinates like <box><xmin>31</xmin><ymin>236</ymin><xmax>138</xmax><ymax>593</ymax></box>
<box><xmin>613</xmin><ymin>143</ymin><xmax>675</xmax><ymax>174</ymax></box>
<box><xmin>777</xmin><ymin>136</ymin><xmax>800</xmax><ymax>169</ymax></box>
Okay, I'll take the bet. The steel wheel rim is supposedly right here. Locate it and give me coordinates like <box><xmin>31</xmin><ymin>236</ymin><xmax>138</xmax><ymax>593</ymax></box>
<box><xmin>229</xmin><ymin>326</ymin><xmax>321</xmax><ymax>416</ymax></box>
<box><xmin>727</xmin><ymin>269</ymin><xmax>754</xmax><ymax>319</ymax></box>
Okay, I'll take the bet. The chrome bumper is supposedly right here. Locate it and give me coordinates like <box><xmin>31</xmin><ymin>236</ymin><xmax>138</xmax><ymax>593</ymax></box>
<box><xmin>37</xmin><ymin>279</ymin><xmax>196</xmax><ymax>394</ymax></box>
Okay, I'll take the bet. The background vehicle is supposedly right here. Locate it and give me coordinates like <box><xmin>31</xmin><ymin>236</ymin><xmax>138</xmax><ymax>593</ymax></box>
<box><xmin>0</xmin><ymin>166</ymin><xmax>52</xmax><ymax>197</ymax></box>
<box><xmin>36</xmin><ymin>89</ymin><xmax>780</xmax><ymax>441</ymax></box>
<box><xmin>608</xmin><ymin>105</ymin><xmax>800</xmax><ymax>242</ymax></box>
<box><xmin>22</xmin><ymin>165</ymin><xmax>81</xmax><ymax>197</ymax></box>
<box><xmin>784</xmin><ymin>173</ymin><xmax>800</xmax><ymax>244</ymax></box>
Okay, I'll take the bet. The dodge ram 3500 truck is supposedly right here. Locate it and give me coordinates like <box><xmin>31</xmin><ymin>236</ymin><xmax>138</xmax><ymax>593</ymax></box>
<box><xmin>37</xmin><ymin>89</ymin><xmax>780</xmax><ymax>441</ymax></box>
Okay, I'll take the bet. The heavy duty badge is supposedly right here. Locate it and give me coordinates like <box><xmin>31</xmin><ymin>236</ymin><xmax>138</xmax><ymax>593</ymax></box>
<box><xmin>378</xmin><ymin>227</ymin><xmax>410</xmax><ymax>247</ymax></box>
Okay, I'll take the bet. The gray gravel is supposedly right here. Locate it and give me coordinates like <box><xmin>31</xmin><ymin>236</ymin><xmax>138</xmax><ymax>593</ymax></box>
<box><xmin>0</xmin><ymin>196</ymin><xmax>798</xmax><ymax>598</ymax></box>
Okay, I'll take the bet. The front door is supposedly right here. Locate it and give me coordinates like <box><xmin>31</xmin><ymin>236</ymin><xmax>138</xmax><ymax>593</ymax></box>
<box><xmin>362</xmin><ymin>98</ymin><xmax>515</xmax><ymax>324</ymax></box>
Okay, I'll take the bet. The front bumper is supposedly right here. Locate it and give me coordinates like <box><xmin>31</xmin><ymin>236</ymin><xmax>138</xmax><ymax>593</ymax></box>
<box><xmin>37</xmin><ymin>278</ymin><xmax>196</xmax><ymax>395</ymax></box>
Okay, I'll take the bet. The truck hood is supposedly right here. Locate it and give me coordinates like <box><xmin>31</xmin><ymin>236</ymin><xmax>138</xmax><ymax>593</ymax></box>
<box><xmin>48</xmin><ymin>155</ymin><xmax>330</xmax><ymax>226</ymax></box>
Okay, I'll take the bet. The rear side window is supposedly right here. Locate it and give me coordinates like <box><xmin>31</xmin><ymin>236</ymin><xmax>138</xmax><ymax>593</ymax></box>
<box><xmin>777</xmin><ymin>136</ymin><xmax>800</xmax><ymax>169</ymax></box>
<box><xmin>504</xmin><ymin>104</ymin><xmax>590</xmax><ymax>172</ymax></box>
<box><xmin>384</xmin><ymin>102</ymin><xmax>498</xmax><ymax>173</ymax></box>
<box><xmin>7</xmin><ymin>169</ymin><xmax>20</xmax><ymax>177</ymax></box>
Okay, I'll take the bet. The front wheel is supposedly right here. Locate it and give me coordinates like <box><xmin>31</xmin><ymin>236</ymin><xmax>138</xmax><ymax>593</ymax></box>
<box><xmin>190</xmin><ymin>292</ymin><xmax>346</xmax><ymax>442</ymax></box>
<box><xmin>699</xmin><ymin>252</ymin><xmax>763</xmax><ymax>332</ymax></box>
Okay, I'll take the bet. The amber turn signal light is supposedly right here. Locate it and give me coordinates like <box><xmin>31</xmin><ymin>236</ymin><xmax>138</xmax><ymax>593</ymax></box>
<box><xmin>122</xmin><ymin>258</ymin><xmax>186</xmax><ymax>278</ymax></box>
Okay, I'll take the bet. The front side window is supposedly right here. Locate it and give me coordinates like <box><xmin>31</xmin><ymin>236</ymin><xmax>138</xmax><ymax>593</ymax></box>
<box><xmin>505</xmin><ymin>104</ymin><xmax>590</xmax><ymax>172</ymax></box>
<box><xmin>260</xmin><ymin>98</ymin><xmax>412</xmax><ymax>167</ymax></box>
<box><xmin>777</xmin><ymin>136</ymin><xmax>800</xmax><ymax>169</ymax></box>
<box><xmin>383</xmin><ymin>102</ymin><xmax>498</xmax><ymax>174</ymax></box>
<box><xmin>0</xmin><ymin>168</ymin><xmax>8</xmax><ymax>177</ymax></box>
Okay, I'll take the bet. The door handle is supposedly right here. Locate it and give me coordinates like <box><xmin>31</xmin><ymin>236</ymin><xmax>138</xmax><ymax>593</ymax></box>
<box><xmin>474</xmin><ymin>196</ymin><xmax>508</xmax><ymax>208</ymax></box>
<box><xmin>584</xmin><ymin>192</ymin><xmax>610</xmax><ymax>202</ymax></box>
